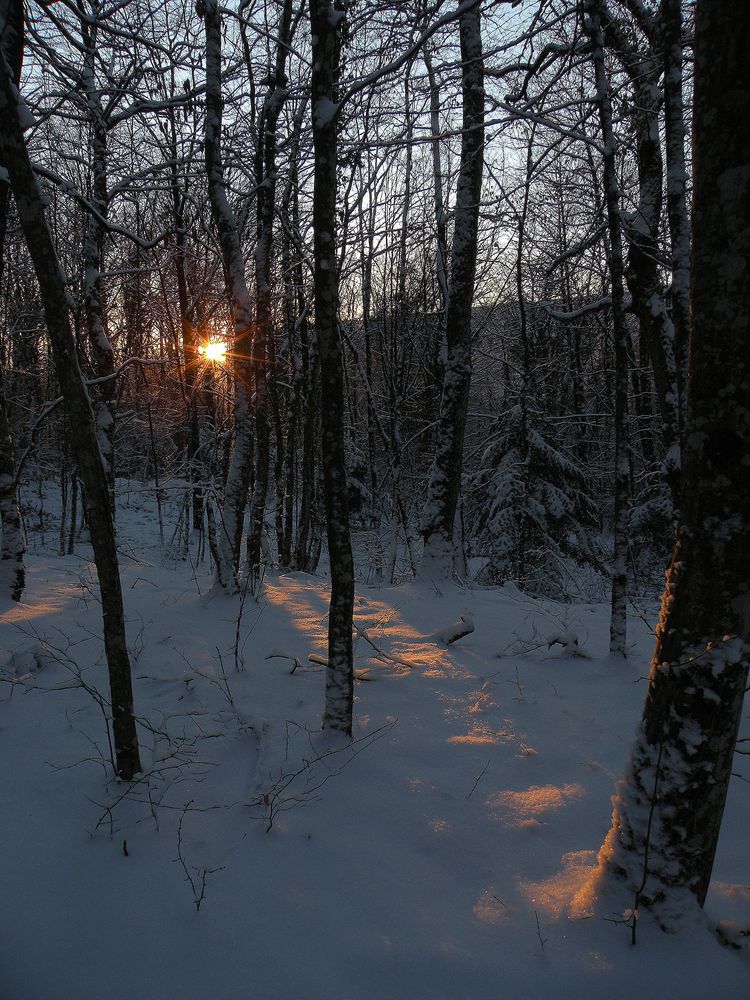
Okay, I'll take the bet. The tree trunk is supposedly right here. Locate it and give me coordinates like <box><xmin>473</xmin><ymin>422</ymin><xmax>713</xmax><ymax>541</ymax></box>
<box><xmin>246</xmin><ymin>0</ymin><xmax>294</xmax><ymax>584</ymax></box>
<box><xmin>587</xmin><ymin>0</ymin><xmax>750</xmax><ymax>923</ymax></box>
<box><xmin>0</xmin><ymin>3</ymin><xmax>140</xmax><ymax>778</ymax></box>
<box><xmin>0</xmin><ymin>1</ymin><xmax>23</xmax><ymax>602</ymax></box>
<box><xmin>309</xmin><ymin>0</ymin><xmax>354</xmax><ymax>735</ymax></box>
<box><xmin>0</xmin><ymin>386</ymin><xmax>24</xmax><ymax>601</ymax></box>
<box><xmin>420</xmin><ymin>1</ymin><xmax>484</xmax><ymax>577</ymax></box>
<box><xmin>202</xmin><ymin>0</ymin><xmax>255</xmax><ymax>593</ymax></box>
<box><xmin>662</xmin><ymin>0</ymin><xmax>691</xmax><ymax>437</ymax></box>
<box><xmin>583</xmin><ymin>0</ymin><xmax>629</xmax><ymax>656</ymax></box>
<box><xmin>80</xmin><ymin>7</ymin><xmax>116</xmax><ymax>503</ymax></box>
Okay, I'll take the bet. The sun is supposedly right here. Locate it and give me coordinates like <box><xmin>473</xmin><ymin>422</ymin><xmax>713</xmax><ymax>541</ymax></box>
<box><xmin>198</xmin><ymin>339</ymin><xmax>228</xmax><ymax>363</ymax></box>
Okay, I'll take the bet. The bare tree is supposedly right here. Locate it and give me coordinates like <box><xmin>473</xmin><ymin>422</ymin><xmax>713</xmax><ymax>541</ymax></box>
<box><xmin>201</xmin><ymin>0</ymin><xmax>255</xmax><ymax>593</ymax></box>
<box><xmin>0</xmin><ymin>0</ymin><xmax>24</xmax><ymax>602</ymax></box>
<box><xmin>309</xmin><ymin>0</ymin><xmax>355</xmax><ymax>734</ymax></box>
<box><xmin>585</xmin><ymin>0</ymin><xmax>750</xmax><ymax>924</ymax></box>
<box><xmin>420</xmin><ymin>0</ymin><xmax>485</xmax><ymax>578</ymax></box>
<box><xmin>582</xmin><ymin>0</ymin><xmax>629</xmax><ymax>655</ymax></box>
<box><xmin>0</xmin><ymin>0</ymin><xmax>141</xmax><ymax>779</ymax></box>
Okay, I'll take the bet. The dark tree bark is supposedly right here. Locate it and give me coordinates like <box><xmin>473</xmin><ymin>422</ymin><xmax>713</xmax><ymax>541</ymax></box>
<box><xmin>601</xmin><ymin>2</ymin><xmax>681</xmax><ymax>510</ymax></box>
<box><xmin>309</xmin><ymin>0</ymin><xmax>354</xmax><ymax>735</ymax></box>
<box><xmin>0</xmin><ymin>388</ymin><xmax>24</xmax><ymax>601</ymax></box>
<box><xmin>583</xmin><ymin>0</ymin><xmax>629</xmax><ymax>656</ymax></box>
<box><xmin>420</xmin><ymin>0</ymin><xmax>484</xmax><ymax>577</ymax></box>
<box><xmin>589</xmin><ymin>0</ymin><xmax>750</xmax><ymax>923</ymax></box>
<box><xmin>0</xmin><ymin>0</ymin><xmax>24</xmax><ymax>602</ymax></box>
<box><xmin>246</xmin><ymin>0</ymin><xmax>294</xmax><ymax>583</ymax></box>
<box><xmin>0</xmin><ymin>0</ymin><xmax>140</xmax><ymax>779</ymax></box>
<box><xmin>662</xmin><ymin>0</ymin><xmax>691</xmax><ymax>436</ymax></box>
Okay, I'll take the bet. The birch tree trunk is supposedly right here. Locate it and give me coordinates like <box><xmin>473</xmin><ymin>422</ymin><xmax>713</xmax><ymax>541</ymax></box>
<box><xmin>309</xmin><ymin>0</ymin><xmax>354</xmax><ymax>735</ymax></box>
<box><xmin>420</xmin><ymin>1</ymin><xmax>484</xmax><ymax>578</ymax></box>
<box><xmin>202</xmin><ymin>0</ymin><xmax>254</xmax><ymax>593</ymax></box>
<box><xmin>0</xmin><ymin>2</ymin><xmax>140</xmax><ymax>778</ymax></box>
<box><xmin>583</xmin><ymin>0</ymin><xmax>629</xmax><ymax>656</ymax></box>
<box><xmin>587</xmin><ymin>0</ymin><xmax>750</xmax><ymax>923</ymax></box>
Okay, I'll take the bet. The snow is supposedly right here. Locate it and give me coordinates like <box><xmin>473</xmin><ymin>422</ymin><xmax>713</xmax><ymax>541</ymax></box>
<box><xmin>313</xmin><ymin>97</ymin><xmax>339</xmax><ymax>129</ymax></box>
<box><xmin>1</xmin><ymin>480</ymin><xmax>748</xmax><ymax>1000</ymax></box>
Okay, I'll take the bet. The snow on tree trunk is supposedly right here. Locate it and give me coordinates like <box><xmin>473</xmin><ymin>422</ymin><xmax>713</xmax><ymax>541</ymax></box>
<box><xmin>0</xmin><ymin>13</ymin><xmax>141</xmax><ymax>779</ymax></box>
<box><xmin>309</xmin><ymin>0</ymin><xmax>354</xmax><ymax>735</ymax></box>
<box><xmin>583</xmin><ymin>0</ymin><xmax>629</xmax><ymax>656</ymax></box>
<box><xmin>622</xmin><ymin>59</ymin><xmax>680</xmax><ymax>510</ymax></box>
<box><xmin>202</xmin><ymin>0</ymin><xmax>254</xmax><ymax>593</ymax></box>
<box><xmin>420</xmin><ymin>1</ymin><xmax>484</xmax><ymax>579</ymax></box>
<box><xmin>582</xmin><ymin>0</ymin><xmax>750</xmax><ymax>924</ymax></box>
<box><xmin>247</xmin><ymin>0</ymin><xmax>293</xmax><ymax>585</ymax></box>
<box><xmin>80</xmin><ymin>9</ymin><xmax>116</xmax><ymax>503</ymax></box>
<box><xmin>662</xmin><ymin>0</ymin><xmax>691</xmax><ymax>436</ymax></box>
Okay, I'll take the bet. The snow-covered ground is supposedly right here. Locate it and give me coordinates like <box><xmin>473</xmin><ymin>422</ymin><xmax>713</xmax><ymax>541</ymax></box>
<box><xmin>1</xmin><ymin>482</ymin><xmax>748</xmax><ymax>1000</ymax></box>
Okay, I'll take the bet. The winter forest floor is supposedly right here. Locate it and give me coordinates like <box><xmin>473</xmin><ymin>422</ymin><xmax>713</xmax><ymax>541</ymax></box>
<box><xmin>1</xmin><ymin>481</ymin><xmax>748</xmax><ymax>1000</ymax></box>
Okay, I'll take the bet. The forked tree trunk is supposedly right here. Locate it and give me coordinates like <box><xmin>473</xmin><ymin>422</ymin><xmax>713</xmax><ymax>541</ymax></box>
<box><xmin>202</xmin><ymin>0</ymin><xmax>254</xmax><ymax>592</ymax></box>
<box><xmin>420</xmin><ymin>0</ymin><xmax>484</xmax><ymax>577</ymax></box>
<box><xmin>0</xmin><ymin>3</ymin><xmax>140</xmax><ymax>778</ymax></box>
<box><xmin>309</xmin><ymin>0</ymin><xmax>354</xmax><ymax>735</ymax></box>
<box><xmin>586</xmin><ymin>0</ymin><xmax>750</xmax><ymax>923</ymax></box>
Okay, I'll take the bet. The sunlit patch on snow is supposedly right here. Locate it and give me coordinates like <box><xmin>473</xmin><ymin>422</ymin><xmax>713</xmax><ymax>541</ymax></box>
<box><xmin>473</xmin><ymin>887</ymin><xmax>511</xmax><ymax>924</ymax></box>
<box><xmin>263</xmin><ymin>577</ymin><xmax>330</xmax><ymax>651</ymax></box>
<box><xmin>519</xmin><ymin>850</ymin><xmax>598</xmax><ymax>918</ymax></box>
<box><xmin>467</xmin><ymin>683</ymin><xmax>498</xmax><ymax>714</ymax></box>
<box><xmin>448</xmin><ymin>722</ymin><xmax>507</xmax><ymax>745</ymax></box>
<box><xmin>0</xmin><ymin>579</ymin><xmax>85</xmax><ymax>624</ymax></box>
<box><xmin>486</xmin><ymin>783</ymin><xmax>585</xmax><ymax>827</ymax></box>
<box><xmin>428</xmin><ymin>817</ymin><xmax>450</xmax><ymax>835</ymax></box>
<box><xmin>710</xmin><ymin>881</ymin><xmax>750</xmax><ymax>903</ymax></box>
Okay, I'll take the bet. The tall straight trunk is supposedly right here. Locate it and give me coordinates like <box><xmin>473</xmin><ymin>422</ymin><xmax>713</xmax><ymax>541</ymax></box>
<box><xmin>386</xmin><ymin>65</ymin><xmax>415</xmax><ymax>584</ymax></box>
<box><xmin>80</xmin><ymin>8</ymin><xmax>116</xmax><ymax>499</ymax></box>
<box><xmin>167</xmin><ymin>99</ymin><xmax>203</xmax><ymax>532</ymax></box>
<box><xmin>514</xmin><ymin>126</ymin><xmax>535</xmax><ymax>590</ymax></box>
<box><xmin>662</xmin><ymin>0</ymin><xmax>691</xmax><ymax>435</ymax></box>
<box><xmin>583</xmin><ymin>0</ymin><xmax>629</xmax><ymax>656</ymax></box>
<box><xmin>601</xmin><ymin>7</ymin><xmax>680</xmax><ymax>509</ymax></box>
<box><xmin>202</xmin><ymin>0</ymin><xmax>254</xmax><ymax>592</ymax></box>
<box><xmin>586</xmin><ymin>0</ymin><xmax>750</xmax><ymax>922</ymax></box>
<box><xmin>423</xmin><ymin>43</ymin><xmax>449</xmax><ymax>323</ymax></box>
<box><xmin>0</xmin><ymin>2</ymin><xmax>23</xmax><ymax>602</ymax></box>
<box><xmin>420</xmin><ymin>1</ymin><xmax>484</xmax><ymax>577</ymax></box>
<box><xmin>0</xmin><ymin>4</ymin><xmax>140</xmax><ymax>778</ymax></box>
<box><xmin>279</xmin><ymin>99</ymin><xmax>310</xmax><ymax>569</ymax></box>
<box><xmin>0</xmin><ymin>386</ymin><xmax>23</xmax><ymax>601</ymax></box>
<box><xmin>309</xmin><ymin>0</ymin><xmax>354</xmax><ymax>735</ymax></box>
<box><xmin>246</xmin><ymin>0</ymin><xmax>294</xmax><ymax>582</ymax></box>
